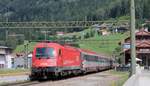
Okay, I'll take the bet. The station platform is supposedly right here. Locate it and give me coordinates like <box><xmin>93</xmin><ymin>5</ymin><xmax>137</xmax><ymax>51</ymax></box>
<box><xmin>123</xmin><ymin>66</ymin><xmax>150</xmax><ymax>86</ymax></box>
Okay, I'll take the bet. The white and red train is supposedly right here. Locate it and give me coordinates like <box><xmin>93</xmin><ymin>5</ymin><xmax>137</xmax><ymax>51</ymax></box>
<box><xmin>30</xmin><ymin>42</ymin><xmax>116</xmax><ymax>80</ymax></box>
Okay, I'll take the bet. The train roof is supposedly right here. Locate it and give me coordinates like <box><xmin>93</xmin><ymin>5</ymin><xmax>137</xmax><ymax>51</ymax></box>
<box><xmin>79</xmin><ymin>49</ymin><xmax>97</xmax><ymax>54</ymax></box>
<box><xmin>34</xmin><ymin>42</ymin><xmax>79</xmax><ymax>50</ymax></box>
<box><xmin>79</xmin><ymin>49</ymin><xmax>111</xmax><ymax>59</ymax></box>
<box><xmin>34</xmin><ymin>42</ymin><xmax>62</xmax><ymax>48</ymax></box>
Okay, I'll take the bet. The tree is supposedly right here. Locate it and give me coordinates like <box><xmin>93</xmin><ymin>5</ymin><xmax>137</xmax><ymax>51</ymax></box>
<box><xmin>6</xmin><ymin>35</ymin><xmax>17</xmax><ymax>49</ymax></box>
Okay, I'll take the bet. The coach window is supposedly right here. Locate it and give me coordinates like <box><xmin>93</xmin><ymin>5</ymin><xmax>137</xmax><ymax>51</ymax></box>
<box><xmin>95</xmin><ymin>56</ymin><xmax>98</xmax><ymax>62</ymax></box>
<box><xmin>102</xmin><ymin>59</ymin><xmax>104</xmax><ymax>64</ymax></box>
<box><xmin>84</xmin><ymin>55</ymin><xmax>88</xmax><ymax>61</ymax></box>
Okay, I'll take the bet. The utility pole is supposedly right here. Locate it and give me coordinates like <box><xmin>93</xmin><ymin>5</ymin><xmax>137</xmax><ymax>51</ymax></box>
<box><xmin>45</xmin><ymin>30</ymin><xmax>47</xmax><ymax>41</ymax></box>
<box><xmin>5</xmin><ymin>30</ymin><xmax>8</xmax><ymax>42</ymax></box>
<box><xmin>130</xmin><ymin>0</ymin><xmax>136</xmax><ymax>75</ymax></box>
<box><xmin>43</xmin><ymin>30</ymin><xmax>51</xmax><ymax>41</ymax></box>
<box><xmin>5</xmin><ymin>7</ymin><xmax>9</xmax><ymax>46</ymax></box>
<box><xmin>24</xmin><ymin>41</ymin><xmax>29</xmax><ymax>69</ymax></box>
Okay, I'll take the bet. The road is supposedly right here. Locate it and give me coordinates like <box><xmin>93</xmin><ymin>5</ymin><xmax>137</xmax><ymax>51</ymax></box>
<box><xmin>138</xmin><ymin>69</ymin><xmax>150</xmax><ymax>86</ymax></box>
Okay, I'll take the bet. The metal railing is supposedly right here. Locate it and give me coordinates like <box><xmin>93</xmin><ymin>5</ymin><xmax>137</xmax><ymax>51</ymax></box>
<box><xmin>0</xmin><ymin>20</ymin><xmax>129</xmax><ymax>29</ymax></box>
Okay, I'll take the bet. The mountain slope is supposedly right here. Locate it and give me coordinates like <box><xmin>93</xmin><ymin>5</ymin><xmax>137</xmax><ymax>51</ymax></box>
<box><xmin>0</xmin><ymin>0</ymin><xmax>127</xmax><ymax>21</ymax></box>
<box><xmin>0</xmin><ymin>0</ymin><xmax>150</xmax><ymax>22</ymax></box>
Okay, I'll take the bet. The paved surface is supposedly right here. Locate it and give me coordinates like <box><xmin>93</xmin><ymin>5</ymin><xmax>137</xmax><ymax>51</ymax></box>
<box><xmin>124</xmin><ymin>67</ymin><xmax>150</xmax><ymax>86</ymax></box>
<box><xmin>29</xmin><ymin>72</ymin><xmax>120</xmax><ymax>86</ymax></box>
<box><xmin>0</xmin><ymin>75</ymin><xmax>29</xmax><ymax>84</ymax></box>
<box><xmin>138</xmin><ymin>70</ymin><xmax>150</xmax><ymax>86</ymax></box>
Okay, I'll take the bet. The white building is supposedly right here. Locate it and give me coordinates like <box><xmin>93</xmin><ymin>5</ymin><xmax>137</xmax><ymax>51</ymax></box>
<box><xmin>0</xmin><ymin>46</ymin><xmax>14</xmax><ymax>69</ymax></box>
<box><xmin>14</xmin><ymin>53</ymin><xmax>32</xmax><ymax>68</ymax></box>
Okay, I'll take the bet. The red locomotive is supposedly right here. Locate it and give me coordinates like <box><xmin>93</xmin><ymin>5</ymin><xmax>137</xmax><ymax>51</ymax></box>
<box><xmin>30</xmin><ymin>42</ymin><xmax>115</xmax><ymax>80</ymax></box>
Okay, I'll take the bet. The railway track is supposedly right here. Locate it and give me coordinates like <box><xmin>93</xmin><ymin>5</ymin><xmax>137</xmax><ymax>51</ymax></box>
<box><xmin>1</xmin><ymin>69</ymin><xmax>113</xmax><ymax>86</ymax></box>
<box><xmin>0</xmin><ymin>70</ymin><xmax>123</xmax><ymax>86</ymax></box>
<box><xmin>1</xmin><ymin>72</ymin><xmax>100</xmax><ymax>86</ymax></box>
<box><xmin>2</xmin><ymin>81</ymin><xmax>40</xmax><ymax>86</ymax></box>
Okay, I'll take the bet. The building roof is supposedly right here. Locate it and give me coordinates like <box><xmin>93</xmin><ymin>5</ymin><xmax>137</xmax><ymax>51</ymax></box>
<box><xmin>136</xmin><ymin>29</ymin><xmax>150</xmax><ymax>36</ymax></box>
<box><xmin>121</xmin><ymin>41</ymin><xmax>150</xmax><ymax>54</ymax></box>
<box><xmin>119</xmin><ymin>29</ymin><xmax>150</xmax><ymax>44</ymax></box>
<box><xmin>0</xmin><ymin>46</ymin><xmax>12</xmax><ymax>55</ymax></box>
<box><xmin>136</xmin><ymin>41</ymin><xmax>150</xmax><ymax>48</ymax></box>
<box><xmin>0</xmin><ymin>46</ymin><xmax>10</xmax><ymax>49</ymax></box>
<box><xmin>15</xmin><ymin>52</ymin><xmax>32</xmax><ymax>58</ymax></box>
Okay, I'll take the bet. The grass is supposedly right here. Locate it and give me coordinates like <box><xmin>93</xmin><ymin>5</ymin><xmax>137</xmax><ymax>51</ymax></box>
<box><xmin>109</xmin><ymin>70</ymin><xmax>129</xmax><ymax>86</ymax></box>
<box><xmin>0</xmin><ymin>69</ymin><xmax>30</xmax><ymax>76</ymax></box>
<box><xmin>14</xmin><ymin>28</ymin><xmax>129</xmax><ymax>56</ymax></box>
<box><xmin>14</xmin><ymin>32</ymin><xmax>129</xmax><ymax>56</ymax></box>
<box><xmin>79</xmin><ymin>32</ymin><xmax>129</xmax><ymax>56</ymax></box>
<box><xmin>14</xmin><ymin>42</ymin><xmax>37</xmax><ymax>53</ymax></box>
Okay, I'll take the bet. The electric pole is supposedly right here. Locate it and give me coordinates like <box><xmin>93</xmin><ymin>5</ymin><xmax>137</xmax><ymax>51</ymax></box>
<box><xmin>5</xmin><ymin>7</ymin><xmax>9</xmax><ymax>46</ymax></box>
<box><xmin>130</xmin><ymin>0</ymin><xmax>136</xmax><ymax>75</ymax></box>
<box><xmin>24</xmin><ymin>41</ymin><xmax>29</xmax><ymax>69</ymax></box>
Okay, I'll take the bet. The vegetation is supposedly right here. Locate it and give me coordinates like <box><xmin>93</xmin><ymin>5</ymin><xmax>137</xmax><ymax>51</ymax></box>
<box><xmin>0</xmin><ymin>0</ymin><xmax>149</xmax><ymax>21</ymax></box>
<box><xmin>0</xmin><ymin>0</ymin><xmax>128</xmax><ymax>21</ymax></box>
<box><xmin>79</xmin><ymin>32</ymin><xmax>128</xmax><ymax>56</ymax></box>
<box><xmin>110</xmin><ymin>70</ymin><xmax>129</xmax><ymax>86</ymax></box>
<box><xmin>0</xmin><ymin>0</ymin><xmax>149</xmax><ymax>48</ymax></box>
<box><xmin>0</xmin><ymin>69</ymin><xmax>30</xmax><ymax>76</ymax></box>
<box><xmin>14</xmin><ymin>42</ymin><xmax>37</xmax><ymax>53</ymax></box>
<box><xmin>14</xmin><ymin>30</ymin><xmax>128</xmax><ymax>56</ymax></box>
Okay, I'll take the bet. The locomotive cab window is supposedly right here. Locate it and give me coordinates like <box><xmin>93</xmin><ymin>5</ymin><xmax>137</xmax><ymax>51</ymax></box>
<box><xmin>36</xmin><ymin>47</ymin><xmax>55</xmax><ymax>58</ymax></box>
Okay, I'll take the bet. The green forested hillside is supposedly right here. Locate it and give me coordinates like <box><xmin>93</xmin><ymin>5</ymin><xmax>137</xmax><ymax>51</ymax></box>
<box><xmin>0</xmin><ymin>0</ymin><xmax>150</xmax><ymax>49</ymax></box>
<box><xmin>0</xmin><ymin>0</ymin><xmax>123</xmax><ymax>21</ymax></box>
<box><xmin>0</xmin><ymin>0</ymin><xmax>149</xmax><ymax>22</ymax></box>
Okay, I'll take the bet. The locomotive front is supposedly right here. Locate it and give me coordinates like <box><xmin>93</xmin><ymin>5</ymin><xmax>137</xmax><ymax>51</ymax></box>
<box><xmin>30</xmin><ymin>43</ymin><xmax>62</xmax><ymax>79</ymax></box>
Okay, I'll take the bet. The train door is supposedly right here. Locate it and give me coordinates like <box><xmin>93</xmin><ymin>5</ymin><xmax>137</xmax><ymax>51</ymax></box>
<box><xmin>57</xmin><ymin>48</ymin><xmax>63</xmax><ymax>67</ymax></box>
<box><xmin>80</xmin><ymin>53</ymin><xmax>87</xmax><ymax>70</ymax></box>
<box><xmin>80</xmin><ymin>53</ymin><xmax>84</xmax><ymax>68</ymax></box>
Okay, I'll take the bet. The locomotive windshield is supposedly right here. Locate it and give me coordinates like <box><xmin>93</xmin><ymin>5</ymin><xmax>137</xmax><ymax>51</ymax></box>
<box><xmin>36</xmin><ymin>47</ymin><xmax>55</xmax><ymax>58</ymax></box>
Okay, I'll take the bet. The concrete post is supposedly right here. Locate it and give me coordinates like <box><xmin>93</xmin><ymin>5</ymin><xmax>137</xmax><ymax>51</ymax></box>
<box><xmin>130</xmin><ymin>0</ymin><xmax>136</xmax><ymax>75</ymax></box>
